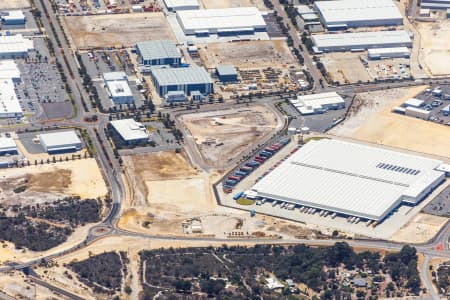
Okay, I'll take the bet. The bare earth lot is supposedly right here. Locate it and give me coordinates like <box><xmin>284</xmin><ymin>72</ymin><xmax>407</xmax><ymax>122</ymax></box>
<box><xmin>64</xmin><ymin>13</ymin><xmax>175</xmax><ymax>49</ymax></box>
<box><xmin>321</xmin><ymin>52</ymin><xmax>371</xmax><ymax>84</ymax></box>
<box><xmin>199</xmin><ymin>0</ymin><xmax>268</xmax><ymax>10</ymax></box>
<box><xmin>330</xmin><ymin>86</ymin><xmax>450</xmax><ymax>159</ymax></box>
<box><xmin>0</xmin><ymin>0</ymin><xmax>29</xmax><ymax>9</ymax></box>
<box><xmin>199</xmin><ymin>40</ymin><xmax>296</xmax><ymax>69</ymax></box>
<box><xmin>0</xmin><ymin>159</ymin><xmax>107</xmax><ymax>206</ymax></box>
<box><xmin>417</xmin><ymin>20</ymin><xmax>450</xmax><ymax>76</ymax></box>
<box><xmin>390</xmin><ymin>212</ymin><xmax>449</xmax><ymax>243</ymax></box>
<box><xmin>180</xmin><ymin>105</ymin><xmax>280</xmax><ymax>168</ymax></box>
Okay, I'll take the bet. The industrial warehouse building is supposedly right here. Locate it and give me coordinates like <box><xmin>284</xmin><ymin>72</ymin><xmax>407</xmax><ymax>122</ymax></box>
<box><xmin>176</xmin><ymin>7</ymin><xmax>267</xmax><ymax>36</ymax></box>
<box><xmin>103</xmin><ymin>72</ymin><xmax>134</xmax><ymax>104</ymax></box>
<box><xmin>39</xmin><ymin>130</ymin><xmax>82</xmax><ymax>153</ymax></box>
<box><xmin>312</xmin><ymin>30</ymin><xmax>412</xmax><ymax>52</ymax></box>
<box><xmin>420</xmin><ymin>0</ymin><xmax>450</xmax><ymax>9</ymax></box>
<box><xmin>367</xmin><ymin>47</ymin><xmax>410</xmax><ymax>60</ymax></box>
<box><xmin>290</xmin><ymin>92</ymin><xmax>345</xmax><ymax>115</ymax></box>
<box><xmin>0</xmin><ymin>136</ymin><xmax>17</xmax><ymax>155</ymax></box>
<box><xmin>163</xmin><ymin>0</ymin><xmax>199</xmax><ymax>11</ymax></box>
<box><xmin>314</xmin><ymin>0</ymin><xmax>403</xmax><ymax>29</ymax></box>
<box><xmin>251</xmin><ymin>139</ymin><xmax>446</xmax><ymax>221</ymax></box>
<box><xmin>1</xmin><ymin>10</ymin><xmax>25</xmax><ymax>25</ymax></box>
<box><xmin>0</xmin><ymin>34</ymin><xmax>34</xmax><ymax>59</ymax></box>
<box><xmin>0</xmin><ymin>60</ymin><xmax>23</xmax><ymax>118</ymax></box>
<box><xmin>216</xmin><ymin>65</ymin><xmax>238</xmax><ymax>83</ymax></box>
<box><xmin>110</xmin><ymin>119</ymin><xmax>150</xmax><ymax>144</ymax></box>
<box><xmin>136</xmin><ymin>40</ymin><xmax>181</xmax><ymax>66</ymax></box>
<box><xmin>151</xmin><ymin>66</ymin><xmax>213</xmax><ymax>96</ymax></box>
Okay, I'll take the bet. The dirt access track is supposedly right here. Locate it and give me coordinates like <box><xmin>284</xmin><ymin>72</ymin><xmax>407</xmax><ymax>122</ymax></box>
<box><xmin>330</xmin><ymin>85</ymin><xmax>450</xmax><ymax>159</ymax></box>
<box><xmin>63</xmin><ymin>13</ymin><xmax>175</xmax><ymax>49</ymax></box>
<box><xmin>416</xmin><ymin>20</ymin><xmax>450</xmax><ymax>76</ymax></box>
<box><xmin>199</xmin><ymin>40</ymin><xmax>297</xmax><ymax>69</ymax></box>
<box><xmin>180</xmin><ymin>105</ymin><xmax>282</xmax><ymax>169</ymax></box>
<box><xmin>0</xmin><ymin>158</ymin><xmax>108</xmax><ymax>206</ymax></box>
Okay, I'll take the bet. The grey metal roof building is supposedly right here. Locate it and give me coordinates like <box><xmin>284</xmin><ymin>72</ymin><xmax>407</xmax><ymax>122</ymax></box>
<box><xmin>150</xmin><ymin>66</ymin><xmax>213</xmax><ymax>96</ymax></box>
<box><xmin>314</xmin><ymin>0</ymin><xmax>403</xmax><ymax>29</ymax></box>
<box><xmin>39</xmin><ymin>130</ymin><xmax>82</xmax><ymax>153</ymax></box>
<box><xmin>312</xmin><ymin>30</ymin><xmax>412</xmax><ymax>52</ymax></box>
<box><xmin>163</xmin><ymin>0</ymin><xmax>200</xmax><ymax>11</ymax></box>
<box><xmin>251</xmin><ymin>139</ymin><xmax>445</xmax><ymax>221</ymax></box>
<box><xmin>136</xmin><ymin>40</ymin><xmax>182</xmax><ymax>66</ymax></box>
<box><xmin>216</xmin><ymin>65</ymin><xmax>238</xmax><ymax>83</ymax></box>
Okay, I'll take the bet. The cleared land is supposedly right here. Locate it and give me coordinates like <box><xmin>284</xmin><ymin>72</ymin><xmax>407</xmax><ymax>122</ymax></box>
<box><xmin>199</xmin><ymin>0</ymin><xmax>268</xmax><ymax>10</ymax></box>
<box><xmin>321</xmin><ymin>52</ymin><xmax>371</xmax><ymax>84</ymax></box>
<box><xmin>0</xmin><ymin>159</ymin><xmax>107</xmax><ymax>206</ymax></box>
<box><xmin>64</xmin><ymin>13</ymin><xmax>175</xmax><ymax>49</ymax></box>
<box><xmin>0</xmin><ymin>0</ymin><xmax>29</xmax><ymax>9</ymax></box>
<box><xmin>417</xmin><ymin>20</ymin><xmax>450</xmax><ymax>76</ymax></box>
<box><xmin>180</xmin><ymin>105</ymin><xmax>280</xmax><ymax>168</ymax></box>
<box><xmin>330</xmin><ymin>86</ymin><xmax>450</xmax><ymax>159</ymax></box>
<box><xmin>390</xmin><ymin>212</ymin><xmax>449</xmax><ymax>243</ymax></box>
<box><xmin>199</xmin><ymin>40</ymin><xmax>296</xmax><ymax>69</ymax></box>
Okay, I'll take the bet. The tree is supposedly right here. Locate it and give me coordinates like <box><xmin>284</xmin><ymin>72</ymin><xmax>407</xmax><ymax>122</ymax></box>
<box><xmin>174</xmin><ymin>280</ymin><xmax>191</xmax><ymax>293</ymax></box>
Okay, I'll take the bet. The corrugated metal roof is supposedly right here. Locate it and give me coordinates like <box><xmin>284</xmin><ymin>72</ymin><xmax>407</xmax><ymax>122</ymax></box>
<box><xmin>216</xmin><ymin>65</ymin><xmax>237</xmax><ymax>76</ymax></box>
<box><xmin>151</xmin><ymin>66</ymin><xmax>213</xmax><ymax>86</ymax></box>
<box><xmin>39</xmin><ymin>130</ymin><xmax>81</xmax><ymax>148</ymax></box>
<box><xmin>0</xmin><ymin>34</ymin><xmax>34</xmax><ymax>55</ymax></box>
<box><xmin>312</xmin><ymin>30</ymin><xmax>412</xmax><ymax>49</ymax></box>
<box><xmin>136</xmin><ymin>40</ymin><xmax>181</xmax><ymax>61</ymax></box>
<box><xmin>176</xmin><ymin>7</ymin><xmax>266</xmax><ymax>32</ymax></box>
<box><xmin>252</xmin><ymin>139</ymin><xmax>444</xmax><ymax>220</ymax></box>
<box><xmin>314</xmin><ymin>0</ymin><xmax>402</xmax><ymax>26</ymax></box>
<box><xmin>110</xmin><ymin>119</ymin><xmax>149</xmax><ymax>141</ymax></box>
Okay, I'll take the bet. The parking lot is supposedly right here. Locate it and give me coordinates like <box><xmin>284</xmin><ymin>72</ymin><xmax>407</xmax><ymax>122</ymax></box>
<box><xmin>411</xmin><ymin>85</ymin><xmax>450</xmax><ymax>125</ymax></box>
<box><xmin>14</xmin><ymin>37</ymin><xmax>72</xmax><ymax>120</ymax></box>
<box><xmin>422</xmin><ymin>184</ymin><xmax>450</xmax><ymax>217</ymax></box>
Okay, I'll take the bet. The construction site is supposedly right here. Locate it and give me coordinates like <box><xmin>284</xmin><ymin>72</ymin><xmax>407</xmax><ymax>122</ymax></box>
<box><xmin>179</xmin><ymin>105</ymin><xmax>283</xmax><ymax>169</ymax></box>
<box><xmin>63</xmin><ymin>12</ymin><xmax>175</xmax><ymax>49</ymax></box>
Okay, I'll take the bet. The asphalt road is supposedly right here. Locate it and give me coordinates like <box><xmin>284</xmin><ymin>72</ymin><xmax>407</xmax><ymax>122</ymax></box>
<box><xmin>0</xmin><ymin>1</ymin><xmax>448</xmax><ymax>298</ymax></box>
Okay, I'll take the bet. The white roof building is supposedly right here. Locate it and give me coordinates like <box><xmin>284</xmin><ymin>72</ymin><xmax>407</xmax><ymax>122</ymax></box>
<box><xmin>290</xmin><ymin>92</ymin><xmax>345</xmax><ymax>115</ymax></box>
<box><xmin>176</xmin><ymin>7</ymin><xmax>267</xmax><ymax>35</ymax></box>
<box><xmin>312</xmin><ymin>30</ymin><xmax>412</xmax><ymax>52</ymax></box>
<box><xmin>0</xmin><ymin>60</ymin><xmax>22</xmax><ymax>118</ymax></box>
<box><xmin>0</xmin><ymin>136</ymin><xmax>17</xmax><ymax>154</ymax></box>
<box><xmin>110</xmin><ymin>119</ymin><xmax>150</xmax><ymax>143</ymax></box>
<box><xmin>314</xmin><ymin>0</ymin><xmax>403</xmax><ymax>28</ymax></box>
<box><xmin>251</xmin><ymin>139</ymin><xmax>445</xmax><ymax>221</ymax></box>
<box><xmin>0</xmin><ymin>34</ymin><xmax>34</xmax><ymax>59</ymax></box>
<box><xmin>367</xmin><ymin>47</ymin><xmax>410</xmax><ymax>59</ymax></box>
<box><xmin>403</xmin><ymin>98</ymin><xmax>425</xmax><ymax>108</ymax></box>
<box><xmin>106</xmin><ymin>80</ymin><xmax>134</xmax><ymax>104</ymax></box>
<box><xmin>1</xmin><ymin>10</ymin><xmax>25</xmax><ymax>24</ymax></box>
<box><xmin>103</xmin><ymin>71</ymin><xmax>128</xmax><ymax>82</ymax></box>
<box><xmin>163</xmin><ymin>0</ymin><xmax>200</xmax><ymax>11</ymax></box>
<box><xmin>39</xmin><ymin>130</ymin><xmax>82</xmax><ymax>153</ymax></box>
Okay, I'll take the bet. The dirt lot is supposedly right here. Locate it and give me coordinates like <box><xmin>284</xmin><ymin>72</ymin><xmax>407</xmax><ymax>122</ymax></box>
<box><xmin>330</xmin><ymin>86</ymin><xmax>450</xmax><ymax>159</ymax></box>
<box><xmin>63</xmin><ymin>13</ymin><xmax>175</xmax><ymax>49</ymax></box>
<box><xmin>199</xmin><ymin>40</ymin><xmax>296</xmax><ymax>69</ymax></box>
<box><xmin>416</xmin><ymin>20</ymin><xmax>450</xmax><ymax>76</ymax></box>
<box><xmin>199</xmin><ymin>0</ymin><xmax>268</xmax><ymax>10</ymax></box>
<box><xmin>390</xmin><ymin>213</ymin><xmax>449</xmax><ymax>243</ymax></box>
<box><xmin>0</xmin><ymin>159</ymin><xmax>107</xmax><ymax>206</ymax></box>
<box><xmin>320</xmin><ymin>52</ymin><xmax>371</xmax><ymax>84</ymax></box>
<box><xmin>0</xmin><ymin>0</ymin><xmax>29</xmax><ymax>9</ymax></box>
<box><xmin>180</xmin><ymin>105</ymin><xmax>281</xmax><ymax>168</ymax></box>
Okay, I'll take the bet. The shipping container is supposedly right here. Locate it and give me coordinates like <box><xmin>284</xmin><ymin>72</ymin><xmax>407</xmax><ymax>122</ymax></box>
<box><xmin>225</xmin><ymin>179</ymin><xmax>237</xmax><ymax>186</ymax></box>
<box><xmin>235</xmin><ymin>171</ymin><xmax>247</xmax><ymax>177</ymax></box>
<box><xmin>228</xmin><ymin>175</ymin><xmax>241</xmax><ymax>181</ymax></box>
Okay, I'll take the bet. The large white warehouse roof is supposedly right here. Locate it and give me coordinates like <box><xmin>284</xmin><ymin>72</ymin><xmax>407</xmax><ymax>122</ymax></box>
<box><xmin>312</xmin><ymin>30</ymin><xmax>412</xmax><ymax>51</ymax></box>
<box><xmin>39</xmin><ymin>130</ymin><xmax>82</xmax><ymax>152</ymax></box>
<box><xmin>0</xmin><ymin>34</ymin><xmax>34</xmax><ymax>57</ymax></box>
<box><xmin>151</xmin><ymin>66</ymin><xmax>213</xmax><ymax>86</ymax></box>
<box><xmin>110</xmin><ymin>119</ymin><xmax>149</xmax><ymax>142</ymax></box>
<box><xmin>314</xmin><ymin>0</ymin><xmax>403</xmax><ymax>28</ymax></box>
<box><xmin>252</xmin><ymin>139</ymin><xmax>445</xmax><ymax>221</ymax></box>
<box><xmin>176</xmin><ymin>7</ymin><xmax>266</xmax><ymax>34</ymax></box>
<box><xmin>290</xmin><ymin>92</ymin><xmax>345</xmax><ymax>115</ymax></box>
